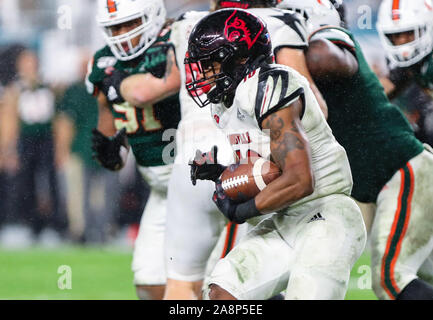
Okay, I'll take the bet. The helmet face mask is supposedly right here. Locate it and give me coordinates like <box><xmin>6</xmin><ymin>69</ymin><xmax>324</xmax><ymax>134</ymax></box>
<box><xmin>376</xmin><ymin>0</ymin><xmax>433</xmax><ymax>68</ymax></box>
<box><xmin>185</xmin><ymin>49</ymin><xmax>233</xmax><ymax>108</ymax></box>
<box><xmin>96</xmin><ymin>0</ymin><xmax>166</xmax><ymax>61</ymax></box>
<box><xmin>379</xmin><ymin>25</ymin><xmax>433</xmax><ymax>67</ymax></box>
<box><xmin>185</xmin><ymin>9</ymin><xmax>272</xmax><ymax>108</ymax></box>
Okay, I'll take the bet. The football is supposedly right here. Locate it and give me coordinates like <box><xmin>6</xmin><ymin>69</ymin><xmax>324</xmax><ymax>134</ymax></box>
<box><xmin>220</xmin><ymin>157</ymin><xmax>281</xmax><ymax>202</ymax></box>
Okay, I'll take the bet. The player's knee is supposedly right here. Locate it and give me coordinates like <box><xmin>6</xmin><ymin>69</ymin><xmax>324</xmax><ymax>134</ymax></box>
<box><xmin>208</xmin><ymin>284</ymin><xmax>237</xmax><ymax>300</ymax></box>
<box><xmin>136</xmin><ymin>285</ymin><xmax>165</xmax><ymax>300</ymax></box>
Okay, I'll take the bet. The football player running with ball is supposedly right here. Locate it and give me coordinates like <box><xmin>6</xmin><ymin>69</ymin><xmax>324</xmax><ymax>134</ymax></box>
<box><xmin>120</xmin><ymin>0</ymin><xmax>329</xmax><ymax>300</ymax></box>
<box><xmin>282</xmin><ymin>0</ymin><xmax>433</xmax><ymax>300</ymax></box>
<box><xmin>86</xmin><ymin>0</ymin><xmax>181</xmax><ymax>299</ymax></box>
<box><xmin>185</xmin><ymin>8</ymin><xmax>367</xmax><ymax>300</ymax></box>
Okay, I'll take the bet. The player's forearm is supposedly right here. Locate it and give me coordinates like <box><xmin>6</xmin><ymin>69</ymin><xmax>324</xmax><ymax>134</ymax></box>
<box><xmin>97</xmin><ymin>93</ymin><xmax>117</xmax><ymax>136</ymax></box>
<box><xmin>306</xmin><ymin>39</ymin><xmax>358</xmax><ymax>80</ymax></box>
<box><xmin>255</xmin><ymin>167</ymin><xmax>314</xmax><ymax>214</ymax></box>
<box><xmin>97</xmin><ymin>112</ymin><xmax>117</xmax><ymax>136</ymax></box>
<box><xmin>120</xmin><ymin>70</ymin><xmax>180</xmax><ymax>108</ymax></box>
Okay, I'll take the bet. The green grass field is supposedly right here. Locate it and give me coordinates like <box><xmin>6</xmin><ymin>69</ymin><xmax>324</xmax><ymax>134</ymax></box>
<box><xmin>0</xmin><ymin>246</ymin><xmax>377</xmax><ymax>300</ymax></box>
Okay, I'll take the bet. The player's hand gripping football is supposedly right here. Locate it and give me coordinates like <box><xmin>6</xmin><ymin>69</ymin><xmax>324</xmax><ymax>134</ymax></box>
<box><xmin>189</xmin><ymin>145</ymin><xmax>227</xmax><ymax>186</ymax></box>
<box><xmin>91</xmin><ymin>127</ymin><xmax>129</xmax><ymax>171</ymax></box>
<box><xmin>212</xmin><ymin>179</ymin><xmax>261</xmax><ymax>224</ymax></box>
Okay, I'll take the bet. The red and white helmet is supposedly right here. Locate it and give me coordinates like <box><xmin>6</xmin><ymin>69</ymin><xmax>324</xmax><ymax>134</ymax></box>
<box><xmin>96</xmin><ymin>0</ymin><xmax>166</xmax><ymax>61</ymax></box>
<box><xmin>277</xmin><ymin>0</ymin><xmax>341</xmax><ymax>34</ymax></box>
<box><xmin>377</xmin><ymin>0</ymin><xmax>433</xmax><ymax>67</ymax></box>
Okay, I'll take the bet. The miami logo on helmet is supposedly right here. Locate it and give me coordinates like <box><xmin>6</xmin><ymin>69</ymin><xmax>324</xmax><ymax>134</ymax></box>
<box><xmin>224</xmin><ymin>10</ymin><xmax>263</xmax><ymax>50</ymax></box>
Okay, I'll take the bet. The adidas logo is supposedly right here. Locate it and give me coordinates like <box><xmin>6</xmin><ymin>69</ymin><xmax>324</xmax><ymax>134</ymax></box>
<box><xmin>108</xmin><ymin>86</ymin><xmax>118</xmax><ymax>101</ymax></box>
<box><xmin>308</xmin><ymin>213</ymin><xmax>325</xmax><ymax>223</ymax></box>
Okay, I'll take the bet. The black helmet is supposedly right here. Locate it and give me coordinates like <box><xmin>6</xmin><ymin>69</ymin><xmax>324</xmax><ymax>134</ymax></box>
<box><xmin>185</xmin><ymin>8</ymin><xmax>272</xmax><ymax>108</ymax></box>
<box><xmin>211</xmin><ymin>0</ymin><xmax>278</xmax><ymax>10</ymax></box>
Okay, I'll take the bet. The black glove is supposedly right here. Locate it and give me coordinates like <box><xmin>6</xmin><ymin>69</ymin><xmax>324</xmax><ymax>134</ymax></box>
<box><xmin>100</xmin><ymin>67</ymin><xmax>128</xmax><ymax>104</ymax></box>
<box><xmin>189</xmin><ymin>145</ymin><xmax>227</xmax><ymax>186</ymax></box>
<box><xmin>91</xmin><ymin>128</ymin><xmax>128</xmax><ymax>171</ymax></box>
<box><xmin>389</xmin><ymin>66</ymin><xmax>413</xmax><ymax>87</ymax></box>
<box><xmin>212</xmin><ymin>179</ymin><xmax>261</xmax><ymax>224</ymax></box>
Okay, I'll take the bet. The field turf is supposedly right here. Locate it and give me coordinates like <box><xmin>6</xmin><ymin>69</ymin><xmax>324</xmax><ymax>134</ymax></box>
<box><xmin>0</xmin><ymin>246</ymin><xmax>377</xmax><ymax>300</ymax></box>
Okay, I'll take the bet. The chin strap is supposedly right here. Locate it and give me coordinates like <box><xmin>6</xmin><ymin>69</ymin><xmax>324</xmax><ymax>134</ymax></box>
<box><xmin>208</xmin><ymin>55</ymin><xmax>268</xmax><ymax>107</ymax></box>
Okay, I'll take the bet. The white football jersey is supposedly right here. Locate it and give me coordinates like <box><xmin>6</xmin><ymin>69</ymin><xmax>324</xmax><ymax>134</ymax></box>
<box><xmin>170</xmin><ymin>10</ymin><xmax>210</xmax><ymax>122</ymax></box>
<box><xmin>169</xmin><ymin>9</ymin><xmax>309</xmax><ymax>164</ymax></box>
<box><xmin>248</xmin><ymin>8</ymin><xmax>308</xmax><ymax>51</ymax></box>
<box><xmin>170</xmin><ymin>8</ymin><xmax>308</xmax><ymax>121</ymax></box>
<box><xmin>170</xmin><ymin>11</ymin><xmax>234</xmax><ymax>165</ymax></box>
<box><xmin>210</xmin><ymin>64</ymin><xmax>353</xmax><ymax>208</ymax></box>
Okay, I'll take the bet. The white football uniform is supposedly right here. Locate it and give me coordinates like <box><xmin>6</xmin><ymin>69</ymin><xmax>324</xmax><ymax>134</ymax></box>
<box><xmin>203</xmin><ymin>64</ymin><xmax>367</xmax><ymax>300</ymax></box>
<box><xmin>166</xmin><ymin>10</ymin><xmax>236</xmax><ymax>282</ymax></box>
<box><xmin>165</xmin><ymin>8</ymin><xmax>314</xmax><ymax>282</ymax></box>
<box><xmin>132</xmin><ymin>163</ymin><xmax>172</xmax><ymax>285</ymax></box>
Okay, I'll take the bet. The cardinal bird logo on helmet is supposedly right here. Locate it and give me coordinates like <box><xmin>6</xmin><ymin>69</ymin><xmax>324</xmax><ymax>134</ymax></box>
<box><xmin>224</xmin><ymin>10</ymin><xmax>263</xmax><ymax>49</ymax></box>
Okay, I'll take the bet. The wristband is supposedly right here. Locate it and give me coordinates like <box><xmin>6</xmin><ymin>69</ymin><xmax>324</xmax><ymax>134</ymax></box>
<box><xmin>233</xmin><ymin>198</ymin><xmax>261</xmax><ymax>224</ymax></box>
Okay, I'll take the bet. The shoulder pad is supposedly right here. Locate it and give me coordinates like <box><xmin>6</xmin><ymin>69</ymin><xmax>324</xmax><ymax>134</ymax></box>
<box><xmin>254</xmin><ymin>65</ymin><xmax>305</xmax><ymax>127</ymax></box>
<box><xmin>264</xmin><ymin>8</ymin><xmax>308</xmax><ymax>49</ymax></box>
<box><xmin>86</xmin><ymin>46</ymin><xmax>116</xmax><ymax>95</ymax></box>
<box><xmin>176</xmin><ymin>12</ymin><xmax>187</xmax><ymax>22</ymax></box>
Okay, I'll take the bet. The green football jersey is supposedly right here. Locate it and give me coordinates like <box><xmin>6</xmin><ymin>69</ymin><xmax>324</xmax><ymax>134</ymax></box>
<box><xmin>310</xmin><ymin>27</ymin><xmax>424</xmax><ymax>203</ymax></box>
<box><xmin>415</xmin><ymin>52</ymin><xmax>433</xmax><ymax>91</ymax></box>
<box><xmin>86</xmin><ymin>31</ymin><xmax>181</xmax><ymax>167</ymax></box>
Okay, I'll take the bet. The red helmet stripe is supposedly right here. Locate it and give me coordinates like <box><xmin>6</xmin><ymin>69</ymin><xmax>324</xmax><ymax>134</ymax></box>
<box><xmin>219</xmin><ymin>1</ymin><xmax>250</xmax><ymax>9</ymax></box>
<box><xmin>392</xmin><ymin>0</ymin><xmax>401</xmax><ymax>20</ymax></box>
<box><xmin>107</xmin><ymin>0</ymin><xmax>117</xmax><ymax>13</ymax></box>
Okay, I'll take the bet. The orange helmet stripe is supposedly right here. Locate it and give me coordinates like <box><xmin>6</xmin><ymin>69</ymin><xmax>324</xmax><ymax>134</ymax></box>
<box><xmin>107</xmin><ymin>0</ymin><xmax>117</xmax><ymax>13</ymax></box>
<box><xmin>392</xmin><ymin>0</ymin><xmax>401</xmax><ymax>20</ymax></box>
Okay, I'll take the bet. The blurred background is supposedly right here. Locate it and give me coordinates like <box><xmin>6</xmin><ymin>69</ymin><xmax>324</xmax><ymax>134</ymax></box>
<box><xmin>0</xmin><ymin>0</ymin><xmax>428</xmax><ymax>299</ymax></box>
